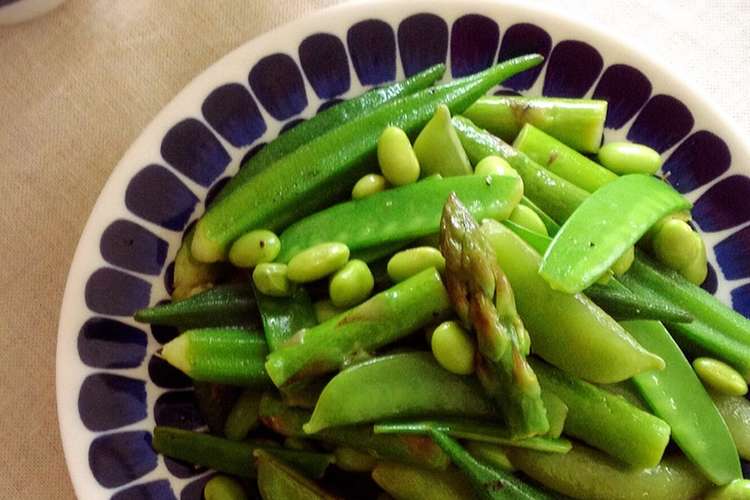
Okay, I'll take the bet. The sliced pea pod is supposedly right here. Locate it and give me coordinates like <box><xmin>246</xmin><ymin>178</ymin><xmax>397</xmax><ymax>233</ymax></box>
<box><xmin>372</xmin><ymin>462</ymin><xmax>474</xmax><ymax>500</ymax></box>
<box><xmin>710</xmin><ymin>393</ymin><xmax>750</xmax><ymax>461</ymax></box>
<box><xmin>413</xmin><ymin>104</ymin><xmax>472</xmax><ymax>177</ymax></box>
<box><xmin>254</xmin><ymin>286</ymin><xmax>317</xmax><ymax>352</ymax></box>
<box><xmin>255</xmin><ymin>449</ymin><xmax>340</xmax><ymax>500</ymax></box>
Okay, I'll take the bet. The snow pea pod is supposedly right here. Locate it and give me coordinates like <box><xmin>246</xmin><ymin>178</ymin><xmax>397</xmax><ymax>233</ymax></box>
<box><xmin>276</xmin><ymin>175</ymin><xmax>523</xmax><ymax>263</ymax></box>
<box><xmin>622</xmin><ymin>320</ymin><xmax>741</xmax><ymax>485</ymax></box>
<box><xmin>710</xmin><ymin>393</ymin><xmax>750</xmax><ymax>460</ymax></box>
<box><xmin>372</xmin><ymin>462</ymin><xmax>474</xmax><ymax>500</ymax></box>
<box><xmin>254</xmin><ymin>286</ymin><xmax>317</xmax><ymax>352</ymax></box>
<box><xmin>254</xmin><ymin>449</ymin><xmax>340</xmax><ymax>500</ymax></box>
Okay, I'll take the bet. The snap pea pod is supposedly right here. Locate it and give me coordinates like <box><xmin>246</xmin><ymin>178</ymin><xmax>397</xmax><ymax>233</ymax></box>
<box><xmin>264</xmin><ymin>268</ymin><xmax>451</xmax><ymax>387</ymax></box>
<box><xmin>413</xmin><ymin>104</ymin><xmax>472</xmax><ymax>177</ymax></box>
<box><xmin>453</xmin><ymin>116</ymin><xmax>588</xmax><ymax>223</ymax></box>
<box><xmin>254</xmin><ymin>286</ymin><xmax>317</xmax><ymax>352</ymax></box>
<box><xmin>513</xmin><ymin>124</ymin><xmax>617</xmax><ymax>192</ymax></box>
<box><xmin>480</xmin><ymin>220</ymin><xmax>664</xmax><ymax>383</ymax></box>
<box><xmin>161</xmin><ymin>328</ymin><xmax>271</xmax><ymax>386</ymax></box>
<box><xmin>276</xmin><ymin>175</ymin><xmax>523</xmax><ymax>263</ymax></box>
<box><xmin>666</xmin><ymin>321</ymin><xmax>750</xmax><ymax>380</ymax></box>
<box><xmin>303</xmin><ymin>352</ymin><xmax>496</xmax><ymax>433</ymax></box>
<box><xmin>540</xmin><ymin>174</ymin><xmax>691</xmax><ymax>294</ymax></box>
<box><xmin>530</xmin><ymin>358</ymin><xmax>671</xmax><ymax>468</ymax></box>
<box><xmin>622</xmin><ymin>320</ymin><xmax>741</xmax><ymax>485</ymax></box>
<box><xmin>255</xmin><ymin>449</ymin><xmax>340</xmax><ymax>500</ymax></box>
<box><xmin>506</xmin><ymin>443</ymin><xmax>710</xmax><ymax>500</ymax></box>
<box><xmin>152</xmin><ymin>426</ymin><xmax>333</xmax><ymax>479</ymax></box>
<box><xmin>192</xmin><ymin>55</ymin><xmax>543</xmax><ymax>262</ymax></box>
<box><xmin>135</xmin><ymin>283</ymin><xmax>257</xmax><ymax>329</ymax></box>
<box><xmin>710</xmin><ymin>393</ymin><xmax>750</xmax><ymax>460</ymax></box>
<box><xmin>462</xmin><ymin>95</ymin><xmax>607</xmax><ymax>153</ymax></box>
<box><xmin>540</xmin><ymin>392</ymin><xmax>567</xmax><ymax>439</ymax></box>
<box><xmin>259</xmin><ymin>393</ymin><xmax>450</xmax><ymax>469</ymax></box>
<box><xmin>371</xmin><ymin>462</ymin><xmax>474</xmax><ymax>500</ymax></box>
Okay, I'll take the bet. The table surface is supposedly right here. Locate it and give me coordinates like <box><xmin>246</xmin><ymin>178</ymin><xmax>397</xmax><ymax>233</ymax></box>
<box><xmin>0</xmin><ymin>0</ymin><xmax>747</xmax><ymax>498</ymax></box>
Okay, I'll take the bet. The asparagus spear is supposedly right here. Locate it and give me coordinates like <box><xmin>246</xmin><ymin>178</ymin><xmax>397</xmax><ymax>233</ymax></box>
<box><xmin>440</xmin><ymin>194</ymin><xmax>548</xmax><ymax>437</ymax></box>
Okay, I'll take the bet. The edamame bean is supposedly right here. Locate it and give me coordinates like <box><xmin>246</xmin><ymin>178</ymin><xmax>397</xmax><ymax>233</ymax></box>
<box><xmin>508</xmin><ymin>205</ymin><xmax>548</xmax><ymax>236</ymax></box>
<box><xmin>430</xmin><ymin>320</ymin><xmax>475</xmax><ymax>375</ymax></box>
<box><xmin>252</xmin><ymin>263</ymin><xmax>293</xmax><ymax>297</ymax></box>
<box><xmin>329</xmin><ymin>259</ymin><xmax>374</xmax><ymax>308</ymax></box>
<box><xmin>652</xmin><ymin>219</ymin><xmax>702</xmax><ymax>271</ymax></box>
<box><xmin>377</xmin><ymin>126</ymin><xmax>420</xmax><ymax>186</ymax></box>
<box><xmin>705</xmin><ymin>479</ymin><xmax>750</xmax><ymax>500</ymax></box>
<box><xmin>314</xmin><ymin>300</ymin><xmax>345</xmax><ymax>323</ymax></box>
<box><xmin>474</xmin><ymin>155</ymin><xmax>520</xmax><ymax>179</ymax></box>
<box><xmin>204</xmin><ymin>475</ymin><xmax>248</xmax><ymax>500</ymax></box>
<box><xmin>387</xmin><ymin>247</ymin><xmax>446</xmax><ymax>282</ymax></box>
<box><xmin>693</xmin><ymin>357</ymin><xmax>748</xmax><ymax>396</ymax></box>
<box><xmin>287</xmin><ymin>243</ymin><xmax>350</xmax><ymax>283</ymax></box>
<box><xmin>598</xmin><ymin>141</ymin><xmax>663</xmax><ymax>175</ymax></box>
<box><xmin>681</xmin><ymin>237</ymin><xmax>708</xmax><ymax>285</ymax></box>
<box><xmin>352</xmin><ymin>174</ymin><xmax>388</xmax><ymax>199</ymax></box>
<box><xmin>611</xmin><ymin>246</ymin><xmax>635</xmax><ymax>277</ymax></box>
<box><xmin>334</xmin><ymin>447</ymin><xmax>378</xmax><ymax>472</ymax></box>
<box><xmin>228</xmin><ymin>229</ymin><xmax>280</xmax><ymax>268</ymax></box>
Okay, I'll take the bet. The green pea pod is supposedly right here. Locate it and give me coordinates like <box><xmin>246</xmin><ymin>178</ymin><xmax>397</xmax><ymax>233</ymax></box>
<box><xmin>276</xmin><ymin>175</ymin><xmax>523</xmax><ymax>263</ymax></box>
<box><xmin>621</xmin><ymin>320</ymin><xmax>741</xmax><ymax>484</ymax></box>
<box><xmin>584</xmin><ymin>282</ymin><xmax>693</xmax><ymax>323</ymax></box>
<box><xmin>507</xmin><ymin>443</ymin><xmax>710</xmax><ymax>500</ymax></box>
<box><xmin>254</xmin><ymin>286</ymin><xmax>317</xmax><ymax>352</ymax></box>
<box><xmin>540</xmin><ymin>391</ymin><xmax>567</xmax><ymax>439</ymax></box>
<box><xmin>519</xmin><ymin>197</ymin><xmax>560</xmax><ymax>235</ymax></box>
<box><xmin>539</xmin><ymin>174</ymin><xmax>691</xmax><ymax>294</ymax></box>
<box><xmin>265</xmin><ymin>268</ymin><xmax>451</xmax><ymax>387</ymax></box>
<box><xmin>710</xmin><ymin>393</ymin><xmax>750</xmax><ymax>461</ymax></box>
<box><xmin>531</xmin><ymin>358</ymin><xmax>671</xmax><ymax>468</ymax></box>
<box><xmin>254</xmin><ymin>449</ymin><xmax>340</xmax><ymax>500</ymax></box>
<box><xmin>480</xmin><ymin>220</ymin><xmax>664</xmax><ymax>383</ymax></box>
<box><xmin>371</xmin><ymin>462</ymin><xmax>475</xmax><ymax>500</ymax></box>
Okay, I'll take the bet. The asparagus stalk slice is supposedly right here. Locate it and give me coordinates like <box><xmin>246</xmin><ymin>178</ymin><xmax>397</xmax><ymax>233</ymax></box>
<box><xmin>440</xmin><ymin>194</ymin><xmax>548</xmax><ymax>437</ymax></box>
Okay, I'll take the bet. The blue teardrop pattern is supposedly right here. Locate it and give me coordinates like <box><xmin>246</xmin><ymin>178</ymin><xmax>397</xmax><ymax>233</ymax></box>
<box><xmin>397</xmin><ymin>13</ymin><xmax>449</xmax><ymax>77</ymax></box>
<box><xmin>318</xmin><ymin>98</ymin><xmax>343</xmax><ymax>114</ymax></box>
<box><xmin>702</xmin><ymin>261</ymin><xmax>718</xmax><ymax>295</ymax></box>
<box><xmin>205</xmin><ymin>177</ymin><xmax>230</xmax><ymax>208</ymax></box>
<box><xmin>662</xmin><ymin>131</ymin><xmax>731</xmax><ymax>194</ymax></box>
<box><xmin>161</xmin><ymin>119</ymin><xmax>231</xmax><ymax>188</ymax></box>
<box><xmin>79</xmin><ymin>373</ymin><xmax>147</xmax><ymax>432</ymax></box>
<box><xmin>202</xmin><ymin>84</ymin><xmax>267</xmax><ymax>148</ymax></box>
<box><xmin>714</xmin><ymin>225</ymin><xmax>750</xmax><ymax>280</ymax></box>
<box><xmin>154</xmin><ymin>391</ymin><xmax>205</xmax><ymax>430</ymax></box>
<box><xmin>164</xmin><ymin>456</ymin><xmax>205</xmax><ymax>480</ymax></box>
<box><xmin>299</xmin><ymin>33</ymin><xmax>351</xmax><ymax>99</ymax></box>
<box><xmin>125</xmin><ymin>165</ymin><xmax>198</xmax><ymax>231</ymax></box>
<box><xmin>249</xmin><ymin>53</ymin><xmax>309</xmax><ymax>121</ymax></box>
<box><xmin>347</xmin><ymin>19</ymin><xmax>396</xmax><ymax>85</ymax></box>
<box><xmin>78</xmin><ymin>317</ymin><xmax>147</xmax><ymax>369</ymax></box>
<box><xmin>163</xmin><ymin>260</ymin><xmax>175</xmax><ymax>296</ymax></box>
<box><xmin>497</xmin><ymin>23</ymin><xmax>551</xmax><ymax>91</ymax></box>
<box><xmin>180</xmin><ymin>475</ymin><xmax>216</xmax><ymax>500</ymax></box>
<box><xmin>592</xmin><ymin>64</ymin><xmax>651</xmax><ymax>129</ymax></box>
<box><xmin>543</xmin><ymin>40</ymin><xmax>603</xmax><ymax>98</ymax></box>
<box><xmin>627</xmin><ymin>94</ymin><xmax>694</xmax><ymax>153</ymax></box>
<box><xmin>85</xmin><ymin>268</ymin><xmax>151</xmax><ymax>317</ymax></box>
<box><xmin>151</xmin><ymin>322</ymin><xmax>180</xmax><ymax>345</ymax></box>
<box><xmin>89</xmin><ymin>431</ymin><xmax>157</xmax><ymax>488</ymax></box>
<box><xmin>450</xmin><ymin>14</ymin><xmax>499</xmax><ymax>78</ymax></box>
<box><xmin>148</xmin><ymin>355</ymin><xmax>192</xmax><ymax>389</ymax></box>
<box><xmin>111</xmin><ymin>480</ymin><xmax>176</xmax><ymax>500</ymax></box>
<box><xmin>280</xmin><ymin>118</ymin><xmax>306</xmax><ymax>134</ymax></box>
<box><xmin>693</xmin><ymin>175</ymin><xmax>750</xmax><ymax>232</ymax></box>
<box><xmin>731</xmin><ymin>284</ymin><xmax>750</xmax><ymax>319</ymax></box>
<box><xmin>100</xmin><ymin>219</ymin><xmax>168</xmax><ymax>276</ymax></box>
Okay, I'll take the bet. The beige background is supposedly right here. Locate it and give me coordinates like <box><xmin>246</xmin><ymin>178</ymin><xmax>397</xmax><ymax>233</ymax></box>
<box><xmin>0</xmin><ymin>0</ymin><xmax>747</xmax><ymax>498</ymax></box>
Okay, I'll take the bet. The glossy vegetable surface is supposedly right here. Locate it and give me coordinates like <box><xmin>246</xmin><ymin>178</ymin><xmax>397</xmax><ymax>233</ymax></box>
<box><xmin>254</xmin><ymin>286</ymin><xmax>317</xmax><ymax>352</ymax></box>
<box><xmin>255</xmin><ymin>449</ymin><xmax>339</xmax><ymax>500</ymax></box>
<box><xmin>371</xmin><ymin>462</ymin><xmax>474</xmax><ymax>500</ymax></box>
<box><xmin>413</xmin><ymin>104</ymin><xmax>472</xmax><ymax>177</ymax></box>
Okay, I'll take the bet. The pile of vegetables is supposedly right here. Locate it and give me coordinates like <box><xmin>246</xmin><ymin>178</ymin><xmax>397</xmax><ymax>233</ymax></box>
<box><xmin>133</xmin><ymin>55</ymin><xmax>750</xmax><ymax>499</ymax></box>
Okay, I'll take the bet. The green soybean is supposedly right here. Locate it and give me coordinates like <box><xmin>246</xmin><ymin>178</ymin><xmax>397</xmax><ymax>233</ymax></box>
<box><xmin>681</xmin><ymin>236</ymin><xmax>708</xmax><ymax>285</ymax></box>
<box><xmin>287</xmin><ymin>243</ymin><xmax>350</xmax><ymax>283</ymax></box>
<box><xmin>652</xmin><ymin>218</ymin><xmax>702</xmax><ymax>271</ymax></box>
<box><xmin>313</xmin><ymin>300</ymin><xmax>345</xmax><ymax>323</ymax></box>
<box><xmin>377</xmin><ymin>126</ymin><xmax>420</xmax><ymax>186</ymax></box>
<box><xmin>334</xmin><ymin>447</ymin><xmax>377</xmax><ymax>472</ymax></box>
<box><xmin>204</xmin><ymin>475</ymin><xmax>248</xmax><ymax>500</ymax></box>
<box><xmin>228</xmin><ymin>229</ymin><xmax>280</xmax><ymax>268</ymax></box>
<box><xmin>352</xmin><ymin>173</ymin><xmax>388</xmax><ymax>199</ymax></box>
<box><xmin>252</xmin><ymin>263</ymin><xmax>293</xmax><ymax>297</ymax></box>
<box><xmin>430</xmin><ymin>321</ymin><xmax>476</xmax><ymax>375</ymax></box>
<box><xmin>329</xmin><ymin>259</ymin><xmax>374</xmax><ymax>308</ymax></box>
<box><xmin>473</xmin><ymin>155</ymin><xmax>519</xmax><ymax>178</ymax></box>
<box><xmin>611</xmin><ymin>246</ymin><xmax>635</xmax><ymax>277</ymax></box>
<box><xmin>694</xmin><ymin>357</ymin><xmax>748</xmax><ymax>396</ymax></box>
<box><xmin>598</xmin><ymin>141</ymin><xmax>663</xmax><ymax>175</ymax></box>
<box><xmin>508</xmin><ymin>205</ymin><xmax>548</xmax><ymax>236</ymax></box>
<box><xmin>387</xmin><ymin>246</ymin><xmax>446</xmax><ymax>282</ymax></box>
<box><xmin>413</xmin><ymin>104</ymin><xmax>472</xmax><ymax>177</ymax></box>
<box><xmin>706</xmin><ymin>479</ymin><xmax>750</xmax><ymax>500</ymax></box>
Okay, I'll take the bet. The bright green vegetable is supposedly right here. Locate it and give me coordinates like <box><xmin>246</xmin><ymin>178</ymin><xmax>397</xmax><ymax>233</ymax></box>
<box><xmin>333</xmin><ymin>447</ymin><xmax>377</xmax><ymax>472</ymax></box>
<box><xmin>474</xmin><ymin>155</ymin><xmax>519</xmax><ymax>178</ymax></box>
<box><xmin>192</xmin><ymin>55</ymin><xmax>543</xmax><ymax>262</ymax></box>
<box><xmin>172</xmin><ymin>229</ymin><xmax>226</xmax><ymax>300</ymax></box>
<box><xmin>694</xmin><ymin>357</ymin><xmax>748</xmax><ymax>396</ymax></box>
<box><xmin>710</xmin><ymin>393</ymin><xmax>750</xmax><ymax>460</ymax></box>
<box><xmin>413</xmin><ymin>104</ymin><xmax>472</xmax><ymax>177</ymax></box>
<box><xmin>277</xmin><ymin>175</ymin><xmax>523</xmax><ymax>264</ymax></box>
<box><xmin>598</xmin><ymin>141</ymin><xmax>663</xmax><ymax>175</ymax></box>
<box><xmin>583</xmin><ymin>282</ymin><xmax>693</xmax><ymax>323</ymax></box>
<box><xmin>507</xmin><ymin>443</ymin><xmax>710</xmax><ymax>500</ymax></box>
<box><xmin>466</xmin><ymin>441</ymin><xmax>514</xmax><ymax>471</ymax></box>
<box><xmin>454</xmin><ymin>116</ymin><xmax>589</xmax><ymax>224</ymax></box>
<box><xmin>255</xmin><ymin>286</ymin><xmax>317</xmax><ymax>352</ymax></box>
<box><xmin>519</xmin><ymin>197</ymin><xmax>560</xmax><ymax>235</ymax></box>
<box><xmin>303</xmin><ymin>352</ymin><xmax>495</xmax><ymax>433</ymax></box>
<box><xmin>681</xmin><ymin>236</ymin><xmax>708</xmax><ymax>285</ymax></box>
<box><xmin>430</xmin><ymin>321</ymin><xmax>476</xmax><ymax>375</ymax></box>
<box><xmin>378</xmin><ymin>126</ymin><xmax>420</xmax><ymax>185</ymax></box>
<box><xmin>265</xmin><ymin>268</ymin><xmax>451</xmax><ymax>387</ymax></box>
<box><xmin>352</xmin><ymin>173</ymin><xmax>388</xmax><ymax>199</ymax></box>
<box><xmin>667</xmin><ymin>321</ymin><xmax>750</xmax><ymax>381</ymax></box>
<box><xmin>371</xmin><ymin>462</ymin><xmax>474</xmax><ymax>500</ymax></box>
<box><xmin>540</xmin><ymin>391</ymin><xmax>567</xmax><ymax>439</ymax></box>
<box><xmin>228</xmin><ymin>229</ymin><xmax>280</xmax><ymax>268</ymax></box>
<box><xmin>313</xmin><ymin>300</ymin><xmax>344</xmax><ymax>324</ymax></box>
<box><xmin>287</xmin><ymin>242</ymin><xmax>350</xmax><ymax>283</ymax></box>
<box><xmin>253</xmin><ymin>263</ymin><xmax>293</xmax><ymax>297</ymax></box>
<box><xmin>152</xmin><ymin>426</ymin><xmax>333</xmax><ymax>479</ymax></box>
<box><xmin>508</xmin><ymin>205</ymin><xmax>548</xmax><ymax>236</ymax></box>
<box><xmin>463</xmin><ymin>95</ymin><xmax>607</xmax><ymax>153</ymax></box>
<box><xmin>254</xmin><ymin>449</ymin><xmax>338</xmax><ymax>500</ymax></box>
<box><xmin>514</xmin><ymin>124</ymin><xmax>617</xmax><ymax>192</ymax></box>
<box><xmin>610</xmin><ymin>246</ymin><xmax>635</xmax><ymax>276</ymax></box>
<box><xmin>135</xmin><ymin>283</ymin><xmax>257</xmax><ymax>329</ymax></box>
<box><xmin>705</xmin><ymin>479</ymin><xmax>750</xmax><ymax>500</ymax></box>
<box><xmin>387</xmin><ymin>246</ymin><xmax>446</xmax><ymax>282</ymax></box>
<box><xmin>161</xmin><ymin>328</ymin><xmax>270</xmax><ymax>386</ymax></box>
<box><xmin>539</xmin><ymin>174</ymin><xmax>690</xmax><ymax>293</ymax></box>
<box><xmin>531</xmin><ymin>357</ymin><xmax>671</xmax><ymax>468</ymax></box>
<box><xmin>204</xmin><ymin>475</ymin><xmax>248</xmax><ymax>500</ymax></box>
<box><xmin>622</xmin><ymin>320</ymin><xmax>741</xmax><ymax>484</ymax></box>
<box><xmin>481</xmin><ymin>220</ymin><xmax>664</xmax><ymax>383</ymax></box>
<box><xmin>328</xmin><ymin>259</ymin><xmax>374</xmax><ymax>307</ymax></box>
<box><xmin>440</xmin><ymin>195</ymin><xmax>548</xmax><ymax>437</ymax></box>
<box><xmin>223</xmin><ymin>388</ymin><xmax>262</xmax><ymax>441</ymax></box>
<box><xmin>652</xmin><ymin>218</ymin><xmax>702</xmax><ymax>271</ymax></box>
